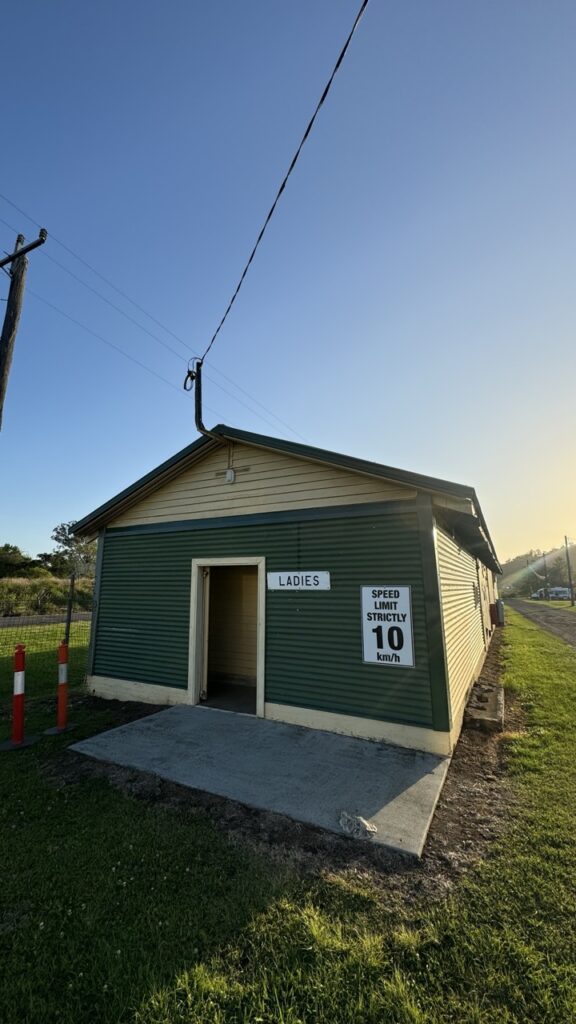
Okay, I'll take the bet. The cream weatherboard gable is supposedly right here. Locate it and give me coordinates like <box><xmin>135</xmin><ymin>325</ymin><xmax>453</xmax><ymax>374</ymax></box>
<box><xmin>109</xmin><ymin>441</ymin><xmax>417</xmax><ymax>528</ymax></box>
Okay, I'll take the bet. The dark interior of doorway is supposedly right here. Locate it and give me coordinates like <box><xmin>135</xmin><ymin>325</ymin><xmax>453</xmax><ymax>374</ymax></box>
<box><xmin>203</xmin><ymin>565</ymin><xmax>257</xmax><ymax>715</ymax></box>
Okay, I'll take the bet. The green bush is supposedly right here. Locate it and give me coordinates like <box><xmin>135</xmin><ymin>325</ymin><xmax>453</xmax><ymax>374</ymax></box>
<box><xmin>74</xmin><ymin>578</ymin><xmax>95</xmax><ymax>610</ymax></box>
<box><xmin>0</xmin><ymin>576</ymin><xmax>93</xmax><ymax>616</ymax></box>
<box><xmin>0</xmin><ymin>579</ymin><xmax>25</xmax><ymax>616</ymax></box>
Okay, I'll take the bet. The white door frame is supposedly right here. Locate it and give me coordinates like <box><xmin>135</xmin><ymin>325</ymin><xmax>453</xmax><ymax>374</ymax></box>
<box><xmin>188</xmin><ymin>556</ymin><xmax>266</xmax><ymax>716</ymax></box>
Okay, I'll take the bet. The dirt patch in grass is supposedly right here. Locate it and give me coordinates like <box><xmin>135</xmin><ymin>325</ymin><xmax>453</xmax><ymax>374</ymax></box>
<box><xmin>44</xmin><ymin>630</ymin><xmax>522</xmax><ymax>903</ymax></box>
<box><xmin>0</xmin><ymin>692</ymin><xmax>164</xmax><ymax>732</ymax></box>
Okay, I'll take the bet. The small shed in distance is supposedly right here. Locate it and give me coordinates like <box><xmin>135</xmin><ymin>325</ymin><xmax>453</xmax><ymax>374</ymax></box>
<box><xmin>73</xmin><ymin>425</ymin><xmax>500</xmax><ymax>756</ymax></box>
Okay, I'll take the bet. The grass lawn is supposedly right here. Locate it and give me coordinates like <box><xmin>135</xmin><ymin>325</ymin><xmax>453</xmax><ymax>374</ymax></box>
<box><xmin>0</xmin><ymin>622</ymin><xmax>90</xmax><ymax>699</ymax></box>
<box><xmin>1</xmin><ymin>609</ymin><xmax>575</xmax><ymax>1022</ymax></box>
<box><xmin>518</xmin><ymin>599</ymin><xmax>576</xmax><ymax>612</ymax></box>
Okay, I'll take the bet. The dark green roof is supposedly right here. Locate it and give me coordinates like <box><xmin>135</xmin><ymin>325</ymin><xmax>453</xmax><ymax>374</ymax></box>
<box><xmin>72</xmin><ymin>424</ymin><xmax>500</xmax><ymax>571</ymax></box>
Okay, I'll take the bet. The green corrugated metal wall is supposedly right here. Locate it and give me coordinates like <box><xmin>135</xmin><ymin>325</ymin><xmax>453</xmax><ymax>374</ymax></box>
<box><xmin>435</xmin><ymin>524</ymin><xmax>486</xmax><ymax>723</ymax></box>
<box><xmin>93</xmin><ymin>508</ymin><xmax>434</xmax><ymax>727</ymax></box>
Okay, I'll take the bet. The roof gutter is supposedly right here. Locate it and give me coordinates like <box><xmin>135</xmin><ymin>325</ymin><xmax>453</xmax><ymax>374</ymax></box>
<box><xmin>473</xmin><ymin>496</ymin><xmax>502</xmax><ymax>573</ymax></box>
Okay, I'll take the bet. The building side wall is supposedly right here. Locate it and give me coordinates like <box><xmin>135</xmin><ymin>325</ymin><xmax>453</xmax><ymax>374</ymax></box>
<box><xmin>478</xmin><ymin>561</ymin><xmax>495</xmax><ymax>648</ymax></box>
<box><xmin>435</xmin><ymin>525</ymin><xmax>487</xmax><ymax>726</ymax></box>
<box><xmin>109</xmin><ymin>442</ymin><xmax>416</xmax><ymax>528</ymax></box>
<box><xmin>92</xmin><ymin>507</ymin><xmax>434</xmax><ymax>728</ymax></box>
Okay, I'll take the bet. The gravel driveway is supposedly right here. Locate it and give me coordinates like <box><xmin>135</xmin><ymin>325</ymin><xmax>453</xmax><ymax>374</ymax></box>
<box><xmin>507</xmin><ymin>600</ymin><xmax>576</xmax><ymax>648</ymax></box>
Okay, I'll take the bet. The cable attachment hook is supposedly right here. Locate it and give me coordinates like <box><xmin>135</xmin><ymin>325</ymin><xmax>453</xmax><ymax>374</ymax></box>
<box><xmin>183</xmin><ymin>357</ymin><xmax>202</xmax><ymax>391</ymax></box>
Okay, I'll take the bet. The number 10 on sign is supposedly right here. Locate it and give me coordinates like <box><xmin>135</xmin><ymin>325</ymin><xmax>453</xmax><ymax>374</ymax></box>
<box><xmin>361</xmin><ymin>586</ymin><xmax>415</xmax><ymax>667</ymax></box>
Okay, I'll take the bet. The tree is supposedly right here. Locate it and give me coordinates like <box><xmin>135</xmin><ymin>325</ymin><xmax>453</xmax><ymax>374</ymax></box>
<box><xmin>36</xmin><ymin>550</ymin><xmax>74</xmax><ymax>577</ymax></box>
<box><xmin>0</xmin><ymin>543</ymin><xmax>35</xmax><ymax>578</ymax></box>
<box><xmin>48</xmin><ymin>522</ymin><xmax>97</xmax><ymax>578</ymax></box>
<box><xmin>549</xmin><ymin>556</ymin><xmax>568</xmax><ymax>588</ymax></box>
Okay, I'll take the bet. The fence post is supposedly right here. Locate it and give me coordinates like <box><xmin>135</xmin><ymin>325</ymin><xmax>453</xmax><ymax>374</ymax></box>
<box><xmin>64</xmin><ymin>572</ymin><xmax>75</xmax><ymax>646</ymax></box>
<box><xmin>45</xmin><ymin>568</ymin><xmax>78</xmax><ymax>736</ymax></box>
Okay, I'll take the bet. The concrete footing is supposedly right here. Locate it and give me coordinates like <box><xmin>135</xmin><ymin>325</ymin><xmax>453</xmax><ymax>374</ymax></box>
<box><xmin>464</xmin><ymin>682</ymin><xmax>504</xmax><ymax>733</ymax></box>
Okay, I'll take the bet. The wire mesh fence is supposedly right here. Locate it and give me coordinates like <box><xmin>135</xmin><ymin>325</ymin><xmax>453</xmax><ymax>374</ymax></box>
<box><xmin>0</xmin><ymin>577</ymin><xmax>92</xmax><ymax>699</ymax></box>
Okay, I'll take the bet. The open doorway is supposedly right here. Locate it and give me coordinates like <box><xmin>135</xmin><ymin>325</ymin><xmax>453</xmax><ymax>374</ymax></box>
<box><xmin>190</xmin><ymin>558</ymin><xmax>265</xmax><ymax>715</ymax></box>
<box><xmin>203</xmin><ymin>565</ymin><xmax>257</xmax><ymax>713</ymax></box>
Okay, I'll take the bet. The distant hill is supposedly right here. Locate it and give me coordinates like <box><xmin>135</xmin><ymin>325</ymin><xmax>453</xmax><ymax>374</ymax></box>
<box><xmin>500</xmin><ymin>544</ymin><xmax>574</xmax><ymax>596</ymax></box>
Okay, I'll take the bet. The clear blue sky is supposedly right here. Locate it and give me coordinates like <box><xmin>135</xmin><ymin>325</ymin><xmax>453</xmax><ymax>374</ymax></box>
<box><xmin>1</xmin><ymin>0</ymin><xmax>574</xmax><ymax>561</ymax></box>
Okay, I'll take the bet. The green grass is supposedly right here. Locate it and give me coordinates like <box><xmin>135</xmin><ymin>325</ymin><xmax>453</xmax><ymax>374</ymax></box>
<box><xmin>0</xmin><ymin>622</ymin><xmax>90</xmax><ymax>698</ymax></box>
<box><xmin>1</xmin><ymin>609</ymin><xmax>575</xmax><ymax>1022</ymax></box>
<box><xmin>517</xmin><ymin>598</ymin><xmax>576</xmax><ymax>612</ymax></box>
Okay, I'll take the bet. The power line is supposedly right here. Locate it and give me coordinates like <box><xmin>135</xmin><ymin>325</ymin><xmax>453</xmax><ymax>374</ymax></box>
<box><xmin>0</xmin><ymin>192</ymin><xmax>186</xmax><ymax>344</ymax></box>
<box><xmin>0</xmin><ymin>197</ymin><xmax>308</xmax><ymax>440</ymax></box>
<box><xmin>0</xmin><ymin>0</ymin><xmax>372</xmax><ymax>432</ymax></box>
<box><xmin>42</xmin><ymin>248</ymin><xmax>311</xmax><ymax>435</ymax></box>
<box><xmin>40</xmin><ymin>253</ymin><xmax>305</xmax><ymax>434</ymax></box>
<box><xmin>201</xmin><ymin>368</ymin><xmax>298</xmax><ymax>436</ymax></box>
<box><xmin>1</xmin><ymin>203</ymin><xmax>190</xmax><ymax>363</ymax></box>
<box><xmin>28</xmin><ymin>283</ymin><xmax>298</xmax><ymax>433</ymax></box>
<box><xmin>42</xmin><ymin>251</ymin><xmax>189</xmax><ymax>362</ymax></box>
<box><xmin>27</xmin><ymin>287</ymin><xmax>223</xmax><ymax>417</ymax></box>
<box><xmin>29</xmin><ymin>269</ymin><xmax>299</xmax><ymax>433</ymax></box>
<box><xmin>27</xmin><ymin>288</ymin><xmax>301</xmax><ymax>438</ymax></box>
<box><xmin>199</xmin><ymin>0</ymin><xmax>370</xmax><ymax>361</ymax></box>
<box><xmin>0</xmin><ymin>213</ymin><xmax>19</xmax><ymax>236</ymax></box>
<box><xmin>1</xmin><ymin>213</ymin><xmax>190</xmax><ymax>395</ymax></box>
<box><xmin>201</xmin><ymin>363</ymin><xmax>308</xmax><ymax>440</ymax></box>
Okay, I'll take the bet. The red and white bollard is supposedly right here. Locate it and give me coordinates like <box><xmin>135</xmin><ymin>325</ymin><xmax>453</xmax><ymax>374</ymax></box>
<box><xmin>0</xmin><ymin>644</ymin><xmax>38</xmax><ymax>750</ymax></box>
<box><xmin>44</xmin><ymin>640</ymin><xmax>76</xmax><ymax>736</ymax></box>
<box><xmin>57</xmin><ymin>642</ymin><xmax>69</xmax><ymax>732</ymax></box>
<box><xmin>12</xmin><ymin>644</ymin><xmax>26</xmax><ymax>745</ymax></box>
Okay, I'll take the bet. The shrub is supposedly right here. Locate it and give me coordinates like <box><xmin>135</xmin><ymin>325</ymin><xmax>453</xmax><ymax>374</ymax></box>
<box><xmin>0</xmin><ymin>577</ymin><xmax>93</xmax><ymax>616</ymax></box>
<box><xmin>75</xmin><ymin>579</ymin><xmax>95</xmax><ymax>611</ymax></box>
<box><xmin>0</xmin><ymin>579</ymin><xmax>27</xmax><ymax>616</ymax></box>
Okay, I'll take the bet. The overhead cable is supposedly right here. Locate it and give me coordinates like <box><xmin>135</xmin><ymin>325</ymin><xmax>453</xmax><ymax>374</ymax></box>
<box><xmin>0</xmin><ymin>198</ymin><xmax>308</xmax><ymax>439</ymax></box>
<box><xmin>44</xmin><ymin>248</ymin><xmax>307</xmax><ymax>435</ymax></box>
<box><xmin>28</xmin><ymin>288</ymin><xmax>298</xmax><ymax>436</ymax></box>
<box><xmin>42</xmin><ymin>252</ymin><xmax>188</xmax><ymax>362</ymax></box>
<box><xmin>199</xmin><ymin>0</ymin><xmax>370</xmax><ymax>361</ymax></box>
<box><xmin>27</xmin><ymin>287</ymin><xmax>222</xmax><ymax>416</ymax></box>
<box><xmin>0</xmin><ymin>191</ymin><xmax>189</xmax><ymax>350</ymax></box>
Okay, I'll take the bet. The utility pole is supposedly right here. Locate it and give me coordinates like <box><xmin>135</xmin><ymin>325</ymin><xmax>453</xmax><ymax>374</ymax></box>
<box><xmin>0</xmin><ymin>228</ymin><xmax>48</xmax><ymax>429</ymax></box>
<box><xmin>565</xmin><ymin>536</ymin><xmax>575</xmax><ymax>607</ymax></box>
<box><xmin>542</xmin><ymin>550</ymin><xmax>549</xmax><ymax>598</ymax></box>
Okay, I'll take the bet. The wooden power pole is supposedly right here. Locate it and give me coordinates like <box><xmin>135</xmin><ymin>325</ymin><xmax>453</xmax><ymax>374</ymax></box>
<box><xmin>0</xmin><ymin>228</ymin><xmax>47</xmax><ymax>429</ymax></box>
<box><xmin>565</xmin><ymin>535</ymin><xmax>575</xmax><ymax>607</ymax></box>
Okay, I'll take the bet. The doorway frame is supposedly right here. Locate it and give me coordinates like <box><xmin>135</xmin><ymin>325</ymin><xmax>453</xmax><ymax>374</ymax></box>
<box><xmin>188</xmin><ymin>556</ymin><xmax>266</xmax><ymax>716</ymax></box>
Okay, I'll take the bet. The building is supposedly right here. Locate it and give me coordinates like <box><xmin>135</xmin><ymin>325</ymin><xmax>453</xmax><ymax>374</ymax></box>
<box><xmin>73</xmin><ymin>425</ymin><xmax>500</xmax><ymax>756</ymax></box>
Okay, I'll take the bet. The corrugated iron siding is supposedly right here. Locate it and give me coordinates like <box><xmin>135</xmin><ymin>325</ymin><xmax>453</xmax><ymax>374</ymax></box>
<box><xmin>435</xmin><ymin>525</ymin><xmax>485</xmax><ymax>722</ymax></box>
<box><xmin>93</xmin><ymin>509</ymin><xmax>434</xmax><ymax>727</ymax></box>
<box><xmin>487</xmin><ymin>568</ymin><xmax>498</xmax><ymax>604</ymax></box>
<box><xmin>478</xmin><ymin>561</ymin><xmax>494</xmax><ymax>648</ymax></box>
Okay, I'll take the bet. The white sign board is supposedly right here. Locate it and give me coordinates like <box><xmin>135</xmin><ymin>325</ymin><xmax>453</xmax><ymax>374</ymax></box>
<box><xmin>267</xmin><ymin>571</ymin><xmax>331</xmax><ymax>591</ymax></box>
<box><xmin>361</xmin><ymin>586</ymin><xmax>414</xmax><ymax>667</ymax></box>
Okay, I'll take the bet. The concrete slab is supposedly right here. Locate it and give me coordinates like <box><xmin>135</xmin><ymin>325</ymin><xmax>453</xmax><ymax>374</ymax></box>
<box><xmin>71</xmin><ymin>707</ymin><xmax>450</xmax><ymax>857</ymax></box>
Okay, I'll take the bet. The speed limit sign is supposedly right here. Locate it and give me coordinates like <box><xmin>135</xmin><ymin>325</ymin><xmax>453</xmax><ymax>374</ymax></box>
<box><xmin>361</xmin><ymin>586</ymin><xmax>415</xmax><ymax>667</ymax></box>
